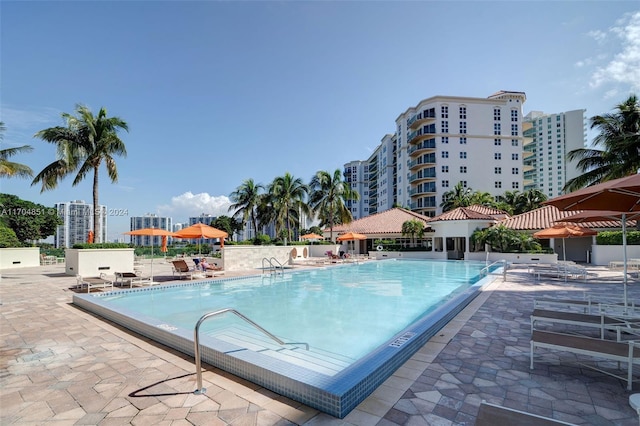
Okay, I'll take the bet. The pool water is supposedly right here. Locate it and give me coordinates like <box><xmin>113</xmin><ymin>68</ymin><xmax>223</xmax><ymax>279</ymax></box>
<box><xmin>74</xmin><ymin>259</ymin><xmax>499</xmax><ymax>417</ymax></box>
<box><xmin>100</xmin><ymin>259</ymin><xmax>483</xmax><ymax>362</ymax></box>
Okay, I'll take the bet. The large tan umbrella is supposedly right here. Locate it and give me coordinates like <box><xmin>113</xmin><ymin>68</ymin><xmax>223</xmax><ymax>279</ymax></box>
<box><xmin>336</xmin><ymin>231</ymin><xmax>367</xmax><ymax>241</ymax></box>
<box><xmin>173</xmin><ymin>223</ymin><xmax>228</xmax><ymax>253</ymax></box>
<box><xmin>300</xmin><ymin>233</ymin><xmax>323</xmax><ymax>240</ymax></box>
<box><xmin>124</xmin><ymin>228</ymin><xmax>177</xmax><ymax>281</ymax></box>
<box><xmin>533</xmin><ymin>224</ymin><xmax>597</xmax><ymax>262</ymax></box>
<box><xmin>545</xmin><ymin>174</ymin><xmax>640</xmax><ymax>306</ymax></box>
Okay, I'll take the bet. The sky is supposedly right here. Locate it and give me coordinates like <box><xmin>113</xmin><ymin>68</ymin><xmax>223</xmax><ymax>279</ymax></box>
<box><xmin>2</xmin><ymin>1</ymin><xmax>640</xmax><ymax>241</ymax></box>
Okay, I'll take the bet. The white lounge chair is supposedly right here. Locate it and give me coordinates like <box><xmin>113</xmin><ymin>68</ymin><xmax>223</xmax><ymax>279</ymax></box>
<box><xmin>76</xmin><ymin>273</ymin><xmax>114</xmax><ymax>293</ymax></box>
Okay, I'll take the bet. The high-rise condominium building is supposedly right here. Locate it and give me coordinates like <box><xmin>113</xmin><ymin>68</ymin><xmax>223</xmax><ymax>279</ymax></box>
<box><xmin>522</xmin><ymin>109</ymin><xmax>587</xmax><ymax>198</ymax></box>
<box><xmin>129</xmin><ymin>214</ymin><xmax>173</xmax><ymax>247</ymax></box>
<box><xmin>55</xmin><ymin>200</ymin><xmax>107</xmax><ymax>248</ymax></box>
<box><xmin>395</xmin><ymin>90</ymin><xmax>526</xmax><ymax>217</ymax></box>
<box><xmin>344</xmin><ymin>160</ymin><xmax>371</xmax><ymax>220</ymax></box>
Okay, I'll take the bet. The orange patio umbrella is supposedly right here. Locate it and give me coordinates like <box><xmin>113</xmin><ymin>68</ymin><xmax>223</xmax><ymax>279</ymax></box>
<box><xmin>173</xmin><ymin>223</ymin><xmax>228</xmax><ymax>253</ymax></box>
<box><xmin>533</xmin><ymin>224</ymin><xmax>597</xmax><ymax>262</ymax></box>
<box><xmin>87</xmin><ymin>230</ymin><xmax>94</xmax><ymax>244</ymax></box>
<box><xmin>123</xmin><ymin>228</ymin><xmax>177</xmax><ymax>281</ymax></box>
<box><xmin>336</xmin><ymin>231</ymin><xmax>367</xmax><ymax>241</ymax></box>
<box><xmin>301</xmin><ymin>233</ymin><xmax>323</xmax><ymax>240</ymax></box>
<box><xmin>160</xmin><ymin>235</ymin><xmax>168</xmax><ymax>254</ymax></box>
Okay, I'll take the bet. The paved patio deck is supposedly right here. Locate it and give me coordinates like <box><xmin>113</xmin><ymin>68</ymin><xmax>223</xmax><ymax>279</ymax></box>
<box><xmin>1</xmin><ymin>259</ymin><xmax>639</xmax><ymax>425</ymax></box>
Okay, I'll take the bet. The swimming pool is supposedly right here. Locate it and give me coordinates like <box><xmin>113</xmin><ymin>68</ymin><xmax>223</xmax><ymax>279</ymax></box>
<box><xmin>73</xmin><ymin>259</ymin><xmax>500</xmax><ymax>418</ymax></box>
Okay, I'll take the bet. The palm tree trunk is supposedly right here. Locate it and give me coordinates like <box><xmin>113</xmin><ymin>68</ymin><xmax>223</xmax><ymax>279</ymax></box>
<box><xmin>93</xmin><ymin>166</ymin><xmax>100</xmax><ymax>243</ymax></box>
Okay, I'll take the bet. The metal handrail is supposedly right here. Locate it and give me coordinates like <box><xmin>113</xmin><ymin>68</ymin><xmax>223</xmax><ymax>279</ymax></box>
<box><xmin>193</xmin><ymin>308</ymin><xmax>308</xmax><ymax>395</ymax></box>
<box><xmin>262</xmin><ymin>257</ymin><xmax>273</xmax><ymax>274</ymax></box>
<box><xmin>269</xmin><ymin>257</ymin><xmax>285</xmax><ymax>275</ymax></box>
<box><xmin>480</xmin><ymin>259</ymin><xmax>508</xmax><ymax>281</ymax></box>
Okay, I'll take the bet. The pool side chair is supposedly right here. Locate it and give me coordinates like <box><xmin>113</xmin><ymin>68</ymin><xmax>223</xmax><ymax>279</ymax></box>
<box><xmin>171</xmin><ymin>259</ymin><xmax>202</xmax><ymax>280</ymax></box>
<box><xmin>76</xmin><ymin>273</ymin><xmax>114</xmax><ymax>293</ymax></box>
<box><xmin>531</xmin><ymin>308</ymin><xmax>640</xmax><ymax>339</ymax></box>
<box><xmin>115</xmin><ymin>271</ymin><xmax>152</xmax><ymax>287</ymax></box>
<box><xmin>476</xmin><ymin>400</ymin><xmax>576</xmax><ymax>425</ymax></box>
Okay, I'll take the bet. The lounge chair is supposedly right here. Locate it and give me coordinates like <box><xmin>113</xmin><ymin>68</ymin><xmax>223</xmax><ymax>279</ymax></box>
<box><xmin>115</xmin><ymin>271</ymin><xmax>152</xmax><ymax>287</ymax></box>
<box><xmin>476</xmin><ymin>400</ymin><xmax>575</xmax><ymax>425</ymax></box>
<box><xmin>76</xmin><ymin>273</ymin><xmax>114</xmax><ymax>293</ymax></box>
<box><xmin>171</xmin><ymin>259</ymin><xmax>203</xmax><ymax>280</ymax></box>
<box><xmin>531</xmin><ymin>308</ymin><xmax>640</xmax><ymax>339</ymax></box>
<box><xmin>534</xmin><ymin>297</ymin><xmax>638</xmax><ymax>316</ymax></box>
<box><xmin>530</xmin><ymin>329</ymin><xmax>640</xmax><ymax>390</ymax></box>
<box><xmin>528</xmin><ymin>263</ymin><xmax>589</xmax><ymax>281</ymax></box>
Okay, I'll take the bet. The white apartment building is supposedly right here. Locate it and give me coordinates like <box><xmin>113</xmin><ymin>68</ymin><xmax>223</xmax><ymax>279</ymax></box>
<box><xmin>129</xmin><ymin>214</ymin><xmax>173</xmax><ymax>247</ymax></box>
<box><xmin>55</xmin><ymin>200</ymin><xmax>107</xmax><ymax>248</ymax></box>
<box><xmin>395</xmin><ymin>91</ymin><xmax>527</xmax><ymax>216</ymax></box>
<box><xmin>523</xmin><ymin>109</ymin><xmax>586</xmax><ymax>198</ymax></box>
<box><xmin>344</xmin><ymin>160</ymin><xmax>370</xmax><ymax>219</ymax></box>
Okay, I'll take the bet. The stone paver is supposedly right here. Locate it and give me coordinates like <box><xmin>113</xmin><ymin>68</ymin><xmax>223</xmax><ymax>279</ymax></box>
<box><xmin>1</xmin><ymin>260</ymin><xmax>639</xmax><ymax>425</ymax></box>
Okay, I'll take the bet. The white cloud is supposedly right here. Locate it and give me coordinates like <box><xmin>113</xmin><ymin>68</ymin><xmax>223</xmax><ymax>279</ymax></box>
<box><xmin>587</xmin><ymin>29</ymin><xmax>607</xmax><ymax>43</ymax></box>
<box><xmin>589</xmin><ymin>11</ymin><xmax>640</xmax><ymax>90</ymax></box>
<box><xmin>157</xmin><ymin>192</ymin><xmax>232</xmax><ymax>221</ymax></box>
<box><xmin>603</xmin><ymin>88</ymin><xmax>619</xmax><ymax>99</ymax></box>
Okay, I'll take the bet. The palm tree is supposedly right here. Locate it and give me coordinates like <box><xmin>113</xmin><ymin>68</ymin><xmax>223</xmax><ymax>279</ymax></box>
<box><xmin>228</xmin><ymin>179</ymin><xmax>263</xmax><ymax>239</ymax></box>
<box><xmin>267</xmin><ymin>172</ymin><xmax>310</xmax><ymax>242</ymax></box>
<box><xmin>308</xmin><ymin>169</ymin><xmax>359</xmax><ymax>242</ymax></box>
<box><xmin>468</xmin><ymin>191</ymin><xmax>495</xmax><ymax>207</ymax></box>
<box><xmin>0</xmin><ymin>122</ymin><xmax>33</xmax><ymax>178</ymax></box>
<box><xmin>401</xmin><ymin>219</ymin><xmax>425</xmax><ymax>247</ymax></box>
<box><xmin>564</xmin><ymin>94</ymin><xmax>640</xmax><ymax>192</ymax></box>
<box><xmin>440</xmin><ymin>182</ymin><xmax>473</xmax><ymax>212</ymax></box>
<box><xmin>32</xmin><ymin>105</ymin><xmax>128</xmax><ymax>243</ymax></box>
<box><xmin>514</xmin><ymin>189</ymin><xmax>547</xmax><ymax>214</ymax></box>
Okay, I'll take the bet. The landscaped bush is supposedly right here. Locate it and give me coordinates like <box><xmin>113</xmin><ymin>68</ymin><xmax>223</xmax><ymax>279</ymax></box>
<box><xmin>253</xmin><ymin>234</ymin><xmax>272</xmax><ymax>245</ymax></box>
<box><xmin>72</xmin><ymin>243</ymin><xmax>130</xmax><ymax>249</ymax></box>
<box><xmin>596</xmin><ymin>231</ymin><xmax>640</xmax><ymax>245</ymax></box>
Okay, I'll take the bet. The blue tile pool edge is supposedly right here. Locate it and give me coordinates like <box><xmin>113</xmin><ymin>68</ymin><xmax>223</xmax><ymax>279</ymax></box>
<box><xmin>72</xmin><ymin>267</ymin><xmax>500</xmax><ymax>418</ymax></box>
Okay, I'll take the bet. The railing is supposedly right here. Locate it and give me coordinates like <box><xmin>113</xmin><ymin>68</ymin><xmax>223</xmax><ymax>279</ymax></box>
<box><xmin>262</xmin><ymin>257</ymin><xmax>284</xmax><ymax>275</ymax></box>
<box><xmin>193</xmin><ymin>308</ymin><xmax>309</xmax><ymax>395</ymax></box>
<box><xmin>480</xmin><ymin>259</ymin><xmax>508</xmax><ymax>282</ymax></box>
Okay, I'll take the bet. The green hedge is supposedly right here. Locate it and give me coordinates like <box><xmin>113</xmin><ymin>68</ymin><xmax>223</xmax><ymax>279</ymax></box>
<box><xmin>596</xmin><ymin>231</ymin><xmax>640</xmax><ymax>245</ymax></box>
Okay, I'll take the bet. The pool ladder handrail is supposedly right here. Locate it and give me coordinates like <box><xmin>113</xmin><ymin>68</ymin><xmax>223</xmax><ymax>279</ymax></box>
<box><xmin>193</xmin><ymin>308</ymin><xmax>308</xmax><ymax>395</ymax></box>
<box><xmin>480</xmin><ymin>259</ymin><xmax>508</xmax><ymax>281</ymax></box>
<box><xmin>262</xmin><ymin>257</ymin><xmax>284</xmax><ymax>275</ymax></box>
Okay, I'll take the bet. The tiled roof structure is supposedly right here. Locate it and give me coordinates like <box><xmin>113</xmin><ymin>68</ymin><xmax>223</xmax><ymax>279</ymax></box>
<box><xmin>330</xmin><ymin>208</ymin><xmax>432</xmax><ymax>235</ymax></box>
<box><xmin>431</xmin><ymin>205</ymin><xmax>509</xmax><ymax>222</ymax></box>
<box><xmin>500</xmin><ymin>205</ymin><xmax>632</xmax><ymax>230</ymax></box>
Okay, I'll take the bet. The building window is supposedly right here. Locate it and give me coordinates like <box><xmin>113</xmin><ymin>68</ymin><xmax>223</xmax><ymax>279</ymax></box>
<box><xmin>512</xmin><ymin>182</ymin><xmax>519</xmax><ymax>189</ymax></box>
<box><xmin>511</xmin><ymin>139</ymin><xmax>518</xmax><ymax>147</ymax></box>
<box><xmin>442</xmin><ymin>121</ymin><xmax>449</xmax><ymax>133</ymax></box>
<box><xmin>460</xmin><ymin>166</ymin><xmax>467</xmax><ymax>173</ymax></box>
<box><xmin>442</xmin><ymin>136</ymin><xmax>449</xmax><ymax>144</ymax></box>
<box><xmin>494</xmin><ymin>108</ymin><xmax>501</xmax><ymax>121</ymax></box>
<box><xmin>512</xmin><ymin>153</ymin><xmax>519</xmax><ymax>160</ymax></box>
<box><xmin>512</xmin><ymin>167</ymin><xmax>519</xmax><ymax>174</ymax></box>
<box><xmin>459</xmin><ymin>106</ymin><xmax>467</xmax><ymax>119</ymax></box>
<box><xmin>460</xmin><ymin>137</ymin><xmax>467</xmax><ymax>144</ymax></box>
<box><xmin>494</xmin><ymin>138</ymin><xmax>501</xmax><ymax>146</ymax></box>
<box><xmin>442</xmin><ymin>151</ymin><xmax>449</xmax><ymax>158</ymax></box>
<box><xmin>460</xmin><ymin>152</ymin><xmax>467</xmax><ymax>159</ymax></box>
<box><xmin>442</xmin><ymin>165</ymin><xmax>449</xmax><ymax>173</ymax></box>
<box><xmin>495</xmin><ymin>167</ymin><xmax>502</xmax><ymax>174</ymax></box>
<box><xmin>511</xmin><ymin>109</ymin><xmax>518</xmax><ymax>122</ymax></box>
<box><xmin>442</xmin><ymin>180</ymin><xmax>449</xmax><ymax>187</ymax></box>
<box><xmin>494</xmin><ymin>123</ymin><xmax>501</xmax><ymax>135</ymax></box>
<box><xmin>495</xmin><ymin>181</ymin><xmax>502</xmax><ymax>188</ymax></box>
<box><xmin>459</xmin><ymin>122</ymin><xmax>467</xmax><ymax>134</ymax></box>
<box><xmin>441</xmin><ymin>105</ymin><xmax>448</xmax><ymax>118</ymax></box>
<box><xmin>494</xmin><ymin>153</ymin><xmax>501</xmax><ymax>160</ymax></box>
<box><xmin>462</xmin><ymin>180</ymin><xmax>468</xmax><ymax>187</ymax></box>
<box><xmin>511</xmin><ymin>124</ymin><xmax>518</xmax><ymax>136</ymax></box>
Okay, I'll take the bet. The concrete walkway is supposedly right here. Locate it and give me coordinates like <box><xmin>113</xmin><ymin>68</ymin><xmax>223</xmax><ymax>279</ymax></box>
<box><xmin>1</xmin><ymin>260</ymin><xmax>639</xmax><ymax>425</ymax></box>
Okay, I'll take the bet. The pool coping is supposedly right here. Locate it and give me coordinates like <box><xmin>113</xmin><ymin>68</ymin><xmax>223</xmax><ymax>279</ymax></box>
<box><xmin>72</xmin><ymin>261</ymin><xmax>502</xmax><ymax>418</ymax></box>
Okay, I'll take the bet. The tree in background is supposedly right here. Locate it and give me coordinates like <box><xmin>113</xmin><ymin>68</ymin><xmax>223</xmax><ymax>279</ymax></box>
<box><xmin>228</xmin><ymin>178</ymin><xmax>263</xmax><ymax>239</ymax></box>
<box><xmin>265</xmin><ymin>172</ymin><xmax>310</xmax><ymax>243</ymax></box>
<box><xmin>440</xmin><ymin>182</ymin><xmax>473</xmax><ymax>212</ymax></box>
<box><xmin>0</xmin><ymin>121</ymin><xmax>33</xmax><ymax>179</ymax></box>
<box><xmin>308</xmin><ymin>169</ymin><xmax>359</xmax><ymax>242</ymax></box>
<box><xmin>32</xmin><ymin>105</ymin><xmax>128</xmax><ymax>243</ymax></box>
<box><xmin>514</xmin><ymin>189</ymin><xmax>547</xmax><ymax>214</ymax></box>
<box><xmin>564</xmin><ymin>94</ymin><xmax>640</xmax><ymax>192</ymax></box>
<box><xmin>0</xmin><ymin>194</ymin><xmax>61</xmax><ymax>244</ymax></box>
<box><xmin>401</xmin><ymin>219</ymin><xmax>425</xmax><ymax>247</ymax></box>
<box><xmin>211</xmin><ymin>215</ymin><xmax>243</xmax><ymax>241</ymax></box>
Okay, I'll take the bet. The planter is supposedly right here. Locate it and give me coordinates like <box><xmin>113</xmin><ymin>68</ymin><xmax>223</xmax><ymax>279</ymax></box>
<box><xmin>0</xmin><ymin>247</ymin><xmax>40</xmax><ymax>269</ymax></box>
<box><xmin>65</xmin><ymin>248</ymin><xmax>135</xmax><ymax>276</ymax></box>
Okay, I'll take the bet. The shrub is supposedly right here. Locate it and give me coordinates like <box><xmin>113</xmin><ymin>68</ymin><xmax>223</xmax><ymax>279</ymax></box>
<box><xmin>596</xmin><ymin>231</ymin><xmax>640</xmax><ymax>245</ymax></box>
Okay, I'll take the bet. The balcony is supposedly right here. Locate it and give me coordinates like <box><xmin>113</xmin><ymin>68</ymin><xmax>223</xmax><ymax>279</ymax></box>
<box><xmin>409</xmin><ymin>168</ymin><xmax>436</xmax><ymax>184</ymax></box>
<box><xmin>408</xmin><ymin>138</ymin><xmax>436</xmax><ymax>156</ymax></box>
<box><xmin>409</xmin><ymin>185</ymin><xmax>436</xmax><ymax>197</ymax></box>
<box><xmin>407</xmin><ymin>125</ymin><xmax>436</xmax><ymax>144</ymax></box>
<box><xmin>407</xmin><ymin>111</ymin><xmax>436</xmax><ymax>130</ymax></box>
<box><xmin>408</xmin><ymin>157</ymin><xmax>436</xmax><ymax>171</ymax></box>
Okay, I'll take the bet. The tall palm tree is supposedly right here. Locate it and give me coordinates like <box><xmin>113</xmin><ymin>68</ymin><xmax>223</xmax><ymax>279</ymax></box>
<box><xmin>32</xmin><ymin>105</ymin><xmax>128</xmax><ymax>243</ymax></box>
<box><xmin>267</xmin><ymin>172</ymin><xmax>310</xmax><ymax>242</ymax></box>
<box><xmin>514</xmin><ymin>188</ymin><xmax>547</xmax><ymax>214</ymax></box>
<box><xmin>440</xmin><ymin>182</ymin><xmax>473</xmax><ymax>212</ymax></box>
<box><xmin>0</xmin><ymin>122</ymin><xmax>33</xmax><ymax>178</ymax></box>
<box><xmin>228</xmin><ymin>179</ymin><xmax>264</xmax><ymax>239</ymax></box>
<box><xmin>308</xmin><ymin>169</ymin><xmax>359</xmax><ymax>242</ymax></box>
<box><xmin>564</xmin><ymin>94</ymin><xmax>640</xmax><ymax>192</ymax></box>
